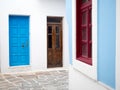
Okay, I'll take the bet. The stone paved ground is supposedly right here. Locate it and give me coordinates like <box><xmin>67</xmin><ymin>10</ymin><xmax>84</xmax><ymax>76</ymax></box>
<box><xmin>0</xmin><ymin>69</ymin><xmax>68</xmax><ymax>90</ymax></box>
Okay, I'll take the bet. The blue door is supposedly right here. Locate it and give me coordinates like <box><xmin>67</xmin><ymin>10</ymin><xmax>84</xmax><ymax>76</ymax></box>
<box><xmin>9</xmin><ymin>15</ymin><xmax>29</xmax><ymax>66</ymax></box>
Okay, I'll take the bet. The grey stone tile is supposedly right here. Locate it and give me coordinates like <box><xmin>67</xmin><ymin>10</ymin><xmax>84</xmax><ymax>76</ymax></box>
<box><xmin>0</xmin><ymin>69</ymin><xmax>68</xmax><ymax>90</ymax></box>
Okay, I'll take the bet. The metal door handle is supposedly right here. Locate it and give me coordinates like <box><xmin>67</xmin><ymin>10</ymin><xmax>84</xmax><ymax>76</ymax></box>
<box><xmin>22</xmin><ymin>44</ymin><xmax>24</xmax><ymax>48</ymax></box>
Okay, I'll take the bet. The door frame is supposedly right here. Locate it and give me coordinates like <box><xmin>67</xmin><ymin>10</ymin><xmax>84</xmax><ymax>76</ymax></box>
<box><xmin>47</xmin><ymin>16</ymin><xmax>63</xmax><ymax>68</ymax></box>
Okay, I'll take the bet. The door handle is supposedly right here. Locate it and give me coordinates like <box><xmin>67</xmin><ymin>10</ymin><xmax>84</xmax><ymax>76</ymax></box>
<box><xmin>22</xmin><ymin>44</ymin><xmax>24</xmax><ymax>48</ymax></box>
<box><xmin>21</xmin><ymin>41</ymin><xmax>29</xmax><ymax>48</ymax></box>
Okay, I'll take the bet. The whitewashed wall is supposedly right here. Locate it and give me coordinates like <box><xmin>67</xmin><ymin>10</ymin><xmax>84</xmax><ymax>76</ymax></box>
<box><xmin>0</xmin><ymin>40</ymin><xmax>1</xmax><ymax>72</ymax></box>
<box><xmin>0</xmin><ymin>0</ymin><xmax>69</xmax><ymax>73</ymax></box>
<box><xmin>116</xmin><ymin>0</ymin><xmax>120</xmax><ymax>89</ymax></box>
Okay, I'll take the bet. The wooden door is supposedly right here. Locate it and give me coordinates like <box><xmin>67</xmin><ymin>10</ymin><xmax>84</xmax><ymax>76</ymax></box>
<box><xmin>47</xmin><ymin>24</ymin><xmax>62</xmax><ymax>68</ymax></box>
<box><xmin>9</xmin><ymin>15</ymin><xmax>29</xmax><ymax>66</ymax></box>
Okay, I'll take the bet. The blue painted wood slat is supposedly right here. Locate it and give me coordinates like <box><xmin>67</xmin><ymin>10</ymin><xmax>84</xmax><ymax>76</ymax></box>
<box><xmin>9</xmin><ymin>15</ymin><xmax>29</xmax><ymax>66</ymax></box>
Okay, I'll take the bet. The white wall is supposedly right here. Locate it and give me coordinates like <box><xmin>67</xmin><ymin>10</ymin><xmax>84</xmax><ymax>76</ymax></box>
<box><xmin>0</xmin><ymin>0</ymin><xmax>69</xmax><ymax>73</ymax></box>
<box><xmin>69</xmin><ymin>66</ymin><xmax>113</xmax><ymax>90</ymax></box>
<box><xmin>116</xmin><ymin>0</ymin><xmax>120</xmax><ymax>90</ymax></box>
<box><xmin>0</xmin><ymin>33</ymin><xmax>1</xmax><ymax>72</ymax></box>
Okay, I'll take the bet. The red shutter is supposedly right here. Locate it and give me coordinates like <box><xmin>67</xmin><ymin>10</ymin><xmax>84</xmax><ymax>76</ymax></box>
<box><xmin>76</xmin><ymin>0</ymin><xmax>92</xmax><ymax>65</ymax></box>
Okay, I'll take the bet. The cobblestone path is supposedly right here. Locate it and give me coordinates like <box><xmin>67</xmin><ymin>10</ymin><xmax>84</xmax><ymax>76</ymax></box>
<box><xmin>0</xmin><ymin>69</ymin><xmax>68</xmax><ymax>90</ymax></box>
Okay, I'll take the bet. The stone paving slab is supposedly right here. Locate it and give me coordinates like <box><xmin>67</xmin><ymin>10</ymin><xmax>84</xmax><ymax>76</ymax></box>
<box><xmin>0</xmin><ymin>69</ymin><xmax>68</xmax><ymax>90</ymax></box>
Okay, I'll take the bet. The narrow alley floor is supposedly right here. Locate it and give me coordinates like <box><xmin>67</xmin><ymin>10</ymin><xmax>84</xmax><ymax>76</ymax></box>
<box><xmin>0</xmin><ymin>69</ymin><xmax>68</xmax><ymax>90</ymax></box>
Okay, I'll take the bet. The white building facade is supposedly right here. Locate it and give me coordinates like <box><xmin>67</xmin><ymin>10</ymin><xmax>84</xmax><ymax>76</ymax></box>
<box><xmin>0</xmin><ymin>0</ymin><xmax>69</xmax><ymax>73</ymax></box>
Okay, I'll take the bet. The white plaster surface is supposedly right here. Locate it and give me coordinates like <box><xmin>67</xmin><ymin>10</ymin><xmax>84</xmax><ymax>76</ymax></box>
<box><xmin>69</xmin><ymin>66</ymin><xmax>113</xmax><ymax>90</ymax></box>
<box><xmin>0</xmin><ymin>0</ymin><xmax>69</xmax><ymax>73</ymax></box>
<box><xmin>116</xmin><ymin>0</ymin><xmax>120</xmax><ymax>90</ymax></box>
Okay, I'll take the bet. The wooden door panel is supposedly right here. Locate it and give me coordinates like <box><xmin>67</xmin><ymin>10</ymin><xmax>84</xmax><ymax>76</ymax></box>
<box><xmin>47</xmin><ymin>50</ymin><xmax>53</xmax><ymax>66</ymax></box>
<box><xmin>47</xmin><ymin>25</ymin><xmax>53</xmax><ymax>67</ymax></box>
<box><xmin>9</xmin><ymin>15</ymin><xmax>29</xmax><ymax>66</ymax></box>
<box><xmin>53</xmin><ymin>52</ymin><xmax>62</xmax><ymax>66</ymax></box>
<box><xmin>47</xmin><ymin>24</ymin><xmax>62</xmax><ymax>68</ymax></box>
<box><xmin>54</xmin><ymin>25</ymin><xmax>62</xmax><ymax>67</ymax></box>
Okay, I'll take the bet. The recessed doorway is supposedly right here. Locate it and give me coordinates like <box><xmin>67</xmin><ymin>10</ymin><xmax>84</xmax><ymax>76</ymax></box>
<box><xmin>47</xmin><ymin>17</ymin><xmax>63</xmax><ymax>68</ymax></box>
